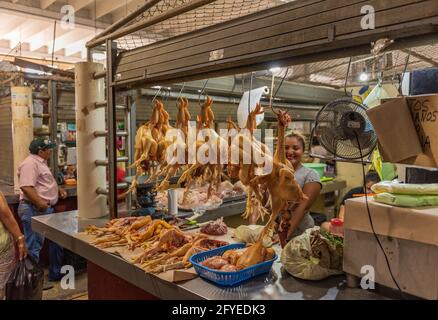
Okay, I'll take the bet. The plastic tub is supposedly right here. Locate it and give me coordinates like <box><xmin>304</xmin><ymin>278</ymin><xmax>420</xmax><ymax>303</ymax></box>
<box><xmin>303</xmin><ymin>163</ymin><xmax>326</xmax><ymax>179</ymax></box>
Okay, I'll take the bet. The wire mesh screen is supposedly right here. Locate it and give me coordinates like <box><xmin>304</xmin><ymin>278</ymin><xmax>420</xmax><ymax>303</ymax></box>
<box><xmin>116</xmin><ymin>0</ymin><xmax>288</xmax><ymax>50</ymax></box>
<box><xmin>285</xmin><ymin>44</ymin><xmax>438</xmax><ymax>88</ymax></box>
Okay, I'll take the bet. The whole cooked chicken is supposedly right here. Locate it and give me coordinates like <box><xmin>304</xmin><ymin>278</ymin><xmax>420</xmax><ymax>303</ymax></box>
<box><xmin>236</xmin><ymin>241</ymin><xmax>276</xmax><ymax>269</ymax></box>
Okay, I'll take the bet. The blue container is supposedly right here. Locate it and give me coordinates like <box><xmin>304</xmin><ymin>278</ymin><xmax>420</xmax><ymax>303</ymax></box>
<box><xmin>189</xmin><ymin>243</ymin><xmax>278</xmax><ymax>287</ymax></box>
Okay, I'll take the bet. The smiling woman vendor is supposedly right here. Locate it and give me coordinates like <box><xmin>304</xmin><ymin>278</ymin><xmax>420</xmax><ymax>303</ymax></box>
<box><xmin>277</xmin><ymin>133</ymin><xmax>322</xmax><ymax>247</ymax></box>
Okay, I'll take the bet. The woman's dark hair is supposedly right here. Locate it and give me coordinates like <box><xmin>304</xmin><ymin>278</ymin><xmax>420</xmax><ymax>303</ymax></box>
<box><xmin>285</xmin><ymin>132</ymin><xmax>306</xmax><ymax>152</ymax></box>
<box><xmin>365</xmin><ymin>171</ymin><xmax>381</xmax><ymax>184</ymax></box>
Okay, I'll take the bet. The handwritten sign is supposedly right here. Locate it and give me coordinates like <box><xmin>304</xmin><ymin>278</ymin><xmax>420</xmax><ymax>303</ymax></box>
<box><xmin>407</xmin><ymin>95</ymin><xmax>438</xmax><ymax>167</ymax></box>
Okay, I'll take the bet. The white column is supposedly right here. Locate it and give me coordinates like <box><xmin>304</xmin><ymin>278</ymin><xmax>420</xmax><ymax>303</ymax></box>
<box><xmin>75</xmin><ymin>62</ymin><xmax>107</xmax><ymax>219</ymax></box>
<box><xmin>11</xmin><ymin>87</ymin><xmax>33</xmax><ymax>193</ymax></box>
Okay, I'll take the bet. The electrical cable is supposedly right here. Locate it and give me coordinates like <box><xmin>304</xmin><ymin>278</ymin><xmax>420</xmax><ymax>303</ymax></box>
<box><xmin>355</xmin><ymin>132</ymin><xmax>406</xmax><ymax>298</ymax></box>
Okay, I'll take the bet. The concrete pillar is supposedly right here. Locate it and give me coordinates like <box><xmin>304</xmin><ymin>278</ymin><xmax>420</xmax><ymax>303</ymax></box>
<box><xmin>75</xmin><ymin>62</ymin><xmax>107</xmax><ymax>219</ymax></box>
<box><xmin>11</xmin><ymin>87</ymin><xmax>33</xmax><ymax>192</ymax></box>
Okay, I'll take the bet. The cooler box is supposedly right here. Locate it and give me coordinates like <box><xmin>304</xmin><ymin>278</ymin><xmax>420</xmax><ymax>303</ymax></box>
<box><xmin>343</xmin><ymin>197</ymin><xmax>438</xmax><ymax>300</ymax></box>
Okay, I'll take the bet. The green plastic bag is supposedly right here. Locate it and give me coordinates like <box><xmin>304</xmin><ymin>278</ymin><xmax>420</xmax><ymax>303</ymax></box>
<box><xmin>374</xmin><ymin>193</ymin><xmax>438</xmax><ymax>207</ymax></box>
<box><xmin>372</xmin><ymin>182</ymin><xmax>438</xmax><ymax>195</ymax></box>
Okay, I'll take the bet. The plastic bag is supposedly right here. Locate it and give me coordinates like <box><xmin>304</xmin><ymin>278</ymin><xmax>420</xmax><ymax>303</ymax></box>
<box><xmin>374</xmin><ymin>192</ymin><xmax>438</xmax><ymax>207</ymax></box>
<box><xmin>234</xmin><ymin>225</ymin><xmax>273</xmax><ymax>247</ymax></box>
<box><xmin>372</xmin><ymin>182</ymin><xmax>438</xmax><ymax>195</ymax></box>
<box><xmin>5</xmin><ymin>257</ymin><xmax>44</xmax><ymax>300</ymax></box>
<box><xmin>280</xmin><ymin>227</ymin><xmax>343</xmax><ymax>281</ymax></box>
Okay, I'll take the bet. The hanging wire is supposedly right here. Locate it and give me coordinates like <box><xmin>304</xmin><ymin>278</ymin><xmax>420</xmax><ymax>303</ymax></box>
<box><xmin>164</xmin><ymin>88</ymin><xmax>171</xmax><ymax>102</ymax></box>
<box><xmin>175</xmin><ymin>82</ymin><xmax>186</xmax><ymax>107</ymax></box>
<box><xmin>152</xmin><ymin>86</ymin><xmax>162</xmax><ymax>102</ymax></box>
<box><xmin>198</xmin><ymin>79</ymin><xmax>209</xmax><ymax>106</ymax></box>
<box><xmin>344</xmin><ymin>57</ymin><xmax>352</xmax><ymax>97</ymax></box>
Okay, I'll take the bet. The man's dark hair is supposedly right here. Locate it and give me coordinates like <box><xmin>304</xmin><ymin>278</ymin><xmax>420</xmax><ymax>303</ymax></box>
<box><xmin>366</xmin><ymin>171</ymin><xmax>381</xmax><ymax>184</ymax></box>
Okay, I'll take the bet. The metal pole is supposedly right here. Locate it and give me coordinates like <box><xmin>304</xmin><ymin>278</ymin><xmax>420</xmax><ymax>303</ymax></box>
<box><xmin>124</xmin><ymin>96</ymin><xmax>132</xmax><ymax>213</ymax></box>
<box><xmin>89</xmin><ymin>0</ymin><xmax>161</xmax><ymax>48</ymax></box>
<box><xmin>87</xmin><ymin>0</ymin><xmax>216</xmax><ymax>48</ymax></box>
<box><xmin>48</xmin><ymin>80</ymin><xmax>59</xmax><ymax>179</ymax></box>
<box><xmin>106</xmin><ymin>39</ymin><xmax>118</xmax><ymax>219</ymax></box>
<box><xmin>129</xmin><ymin>94</ymin><xmax>138</xmax><ymax>208</ymax></box>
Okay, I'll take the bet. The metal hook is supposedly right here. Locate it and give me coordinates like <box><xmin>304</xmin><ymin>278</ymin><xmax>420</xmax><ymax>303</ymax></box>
<box><xmin>198</xmin><ymin>79</ymin><xmax>209</xmax><ymax>106</ymax></box>
<box><xmin>163</xmin><ymin>88</ymin><xmax>171</xmax><ymax>102</ymax></box>
<box><xmin>270</xmin><ymin>67</ymin><xmax>289</xmax><ymax>115</ymax></box>
<box><xmin>176</xmin><ymin>82</ymin><xmax>186</xmax><ymax>107</ymax></box>
<box><xmin>152</xmin><ymin>86</ymin><xmax>162</xmax><ymax>103</ymax></box>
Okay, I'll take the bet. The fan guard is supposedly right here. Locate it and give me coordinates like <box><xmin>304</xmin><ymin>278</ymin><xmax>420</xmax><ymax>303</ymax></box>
<box><xmin>312</xmin><ymin>98</ymin><xmax>377</xmax><ymax>160</ymax></box>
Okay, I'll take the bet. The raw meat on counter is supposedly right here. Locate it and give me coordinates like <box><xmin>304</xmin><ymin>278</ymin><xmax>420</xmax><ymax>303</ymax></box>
<box><xmin>156</xmin><ymin>188</ymin><xmax>223</xmax><ymax>211</ymax></box>
<box><xmin>200</xmin><ymin>217</ymin><xmax>228</xmax><ymax>236</ymax></box>
<box><xmin>85</xmin><ymin>216</ymin><xmax>229</xmax><ymax>274</ymax></box>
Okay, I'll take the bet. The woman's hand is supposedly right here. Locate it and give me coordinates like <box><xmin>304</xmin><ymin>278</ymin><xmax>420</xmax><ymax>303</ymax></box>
<box><xmin>16</xmin><ymin>236</ymin><xmax>28</xmax><ymax>260</ymax></box>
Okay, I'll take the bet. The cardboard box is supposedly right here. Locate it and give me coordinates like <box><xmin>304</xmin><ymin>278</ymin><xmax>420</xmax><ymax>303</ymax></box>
<box><xmin>343</xmin><ymin>197</ymin><xmax>438</xmax><ymax>299</ymax></box>
<box><xmin>367</xmin><ymin>95</ymin><xmax>438</xmax><ymax>167</ymax></box>
<box><xmin>367</xmin><ymin>98</ymin><xmax>422</xmax><ymax>163</ymax></box>
<box><xmin>404</xmin><ymin>95</ymin><xmax>438</xmax><ymax>167</ymax></box>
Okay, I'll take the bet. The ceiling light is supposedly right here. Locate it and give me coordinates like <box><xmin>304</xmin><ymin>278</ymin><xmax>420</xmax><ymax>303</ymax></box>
<box><xmin>269</xmin><ymin>67</ymin><xmax>281</xmax><ymax>73</ymax></box>
<box><xmin>359</xmin><ymin>71</ymin><xmax>369</xmax><ymax>82</ymax></box>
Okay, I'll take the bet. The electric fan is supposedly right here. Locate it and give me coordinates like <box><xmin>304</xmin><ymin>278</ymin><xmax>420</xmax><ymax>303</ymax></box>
<box><xmin>311</xmin><ymin>98</ymin><xmax>377</xmax><ymax>161</ymax></box>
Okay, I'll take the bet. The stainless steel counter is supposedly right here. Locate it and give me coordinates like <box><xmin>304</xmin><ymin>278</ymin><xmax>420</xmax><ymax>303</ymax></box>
<box><xmin>32</xmin><ymin>210</ymin><xmax>396</xmax><ymax>300</ymax></box>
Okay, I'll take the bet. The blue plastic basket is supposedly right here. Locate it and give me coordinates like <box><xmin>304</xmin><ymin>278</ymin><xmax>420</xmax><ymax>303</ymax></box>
<box><xmin>189</xmin><ymin>243</ymin><xmax>277</xmax><ymax>287</ymax></box>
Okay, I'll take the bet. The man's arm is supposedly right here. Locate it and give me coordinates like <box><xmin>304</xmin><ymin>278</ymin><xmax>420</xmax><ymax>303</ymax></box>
<box><xmin>21</xmin><ymin>186</ymin><xmax>48</xmax><ymax>211</ymax></box>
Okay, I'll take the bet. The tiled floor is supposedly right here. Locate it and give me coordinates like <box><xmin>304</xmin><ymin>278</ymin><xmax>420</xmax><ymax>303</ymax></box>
<box><xmin>42</xmin><ymin>271</ymin><xmax>88</xmax><ymax>300</ymax></box>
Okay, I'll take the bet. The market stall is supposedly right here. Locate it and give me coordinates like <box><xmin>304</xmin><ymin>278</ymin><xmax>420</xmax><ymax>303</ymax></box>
<box><xmin>32</xmin><ymin>211</ymin><xmax>403</xmax><ymax>300</ymax></box>
<box><xmin>31</xmin><ymin>0</ymin><xmax>438</xmax><ymax>300</ymax></box>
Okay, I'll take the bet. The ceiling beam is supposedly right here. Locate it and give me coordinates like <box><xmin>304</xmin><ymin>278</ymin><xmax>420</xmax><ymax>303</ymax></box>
<box><xmin>0</xmin><ymin>44</ymin><xmax>84</xmax><ymax>64</ymax></box>
<box><xmin>0</xmin><ymin>54</ymin><xmax>74</xmax><ymax>70</ymax></box>
<box><xmin>40</xmin><ymin>0</ymin><xmax>57</xmax><ymax>10</ymax></box>
<box><xmin>27</xmin><ymin>24</ymin><xmax>70</xmax><ymax>51</ymax></box>
<box><xmin>69</xmin><ymin>0</ymin><xmax>95</xmax><ymax>13</ymax></box>
<box><xmin>4</xmin><ymin>20</ymin><xmax>51</xmax><ymax>46</ymax></box>
<box><xmin>0</xmin><ymin>1</ymin><xmax>109</xmax><ymax>31</ymax></box>
<box><xmin>13</xmin><ymin>57</ymin><xmax>74</xmax><ymax>77</ymax></box>
<box><xmin>111</xmin><ymin>0</ymin><xmax>150</xmax><ymax>22</ymax></box>
<box><xmin>65</xmin><ymin>35</ymin><xmax>94</xmax><ymax>56</ymax></box>
<box><xmin>95</xmin><ymin>0</ymin><xmax>134</xmax><ymax>19</ymax></box>
<box><xmin>48</xmin><ymin>29</ymin><xmax>94</xmax><ymax>52</ymax></box>
<box><xmin>0</xmin><ymin>15</ymin><xmax>25</xmax><ymax>39</ymax></box>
